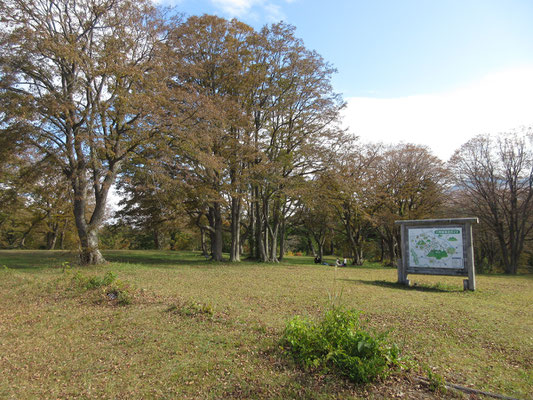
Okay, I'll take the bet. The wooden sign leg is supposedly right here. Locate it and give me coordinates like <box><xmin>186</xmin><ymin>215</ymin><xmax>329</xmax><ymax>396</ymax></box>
<box><xmin>465</xmin><ymin>223</ymin><xmax>476</xmax><ymax>291</ymax></box>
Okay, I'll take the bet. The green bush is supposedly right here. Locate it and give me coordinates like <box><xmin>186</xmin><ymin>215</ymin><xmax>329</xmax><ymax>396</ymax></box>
<box><xmin>282</xmin><ymin>307</ymin><xmax>402</xmax><ymax>383</ymax></box>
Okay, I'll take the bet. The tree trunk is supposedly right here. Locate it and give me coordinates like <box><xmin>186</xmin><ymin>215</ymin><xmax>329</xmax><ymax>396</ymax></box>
<box><xmin>318</xmin><ymin>242</ymin><xmax>324</xmax><ymax>261</ymax></box>
<box><xmin>307</xmin><ymin>235</ymin><xmax>316</xmax><ymax>256</ymax></box>
<box><xmin>254</xmin><ymin>186</ymin><xmax>267</xmax><ymax>261</ymax></box>
<box><xmin>230</xmin><ymin>196</ymin><xmax>241</xmax><ymax>262</ymax></box>
<box><xmin>153</xmin><ymin>229</ymin><xmax>161</xmax><ymax>250</ymax></box>
<box><xmin>200</xmin><ymin>227</ymin><xmax>208</xmax><ymax>257</ymax></box>
<box><xmin>268</xmin><ymin>224</ymin><xmax>279</xmax><ymax>262</ymax></box>
<box><xmin>79</xmin><ymin>228</ymin><xmax>105</xmax><ymax>265</ymax></box>
<box><xmin>59</xmin><ymin>220</ymin><xmax>67</xmax><ymax>250</ymax></box>
<box><xmin>353</xmin><ymin>246</ymin><xmax>364</xmax><ymax>266</ymax></box>
<box><xmin>278</xmin><ymin>219</ymin><xmax>286</xmax><ymax>261</ymax></box>
<box><xmin>386</xmin><ymin>234</ymin><xmax>395</xmax><ymax>266</ymax></box>
<box><xmin>71</xmin><ymin>163</ymin><xmax>118</xmax><ymax>265</ymax></box>
<box><xmin>249</xmin><ymin>198</ymin><xmax>256</xmax><ymax>259</ymax></box>
<box><xmin>209</xmin><ymin>202</ymin><xmax>223</xmax><ymax>261</ymax></box>
<box><xmin>47</xmin><ymin>226</ymin><xmax>59</xmax><ymax>250</ymax></box>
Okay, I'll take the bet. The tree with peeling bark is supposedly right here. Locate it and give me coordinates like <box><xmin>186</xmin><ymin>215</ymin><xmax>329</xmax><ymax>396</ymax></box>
<box><xmin>0</xmin><ymin>0</ymin><xmax>171</xmax><ymax>263</ymax></box>
<box><xmin>450</xmin><ymin>129</ymin><xmax>533</xmax><ymax>274</ymax></box>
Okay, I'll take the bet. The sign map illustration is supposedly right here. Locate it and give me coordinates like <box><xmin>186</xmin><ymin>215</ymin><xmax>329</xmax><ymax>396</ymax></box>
<box><xmin>408</xmin><ymin>227</ymin><xmax>464</xmax><ymax>269</ymax></box>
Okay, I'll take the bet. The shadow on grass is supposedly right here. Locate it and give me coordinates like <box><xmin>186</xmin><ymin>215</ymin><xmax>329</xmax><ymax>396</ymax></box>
<box><xmin>0</xmin><ymin>250</ymin><xmax>78</xmax><ymax>270</ymax></box>
<box><xmin>339</xmin><ymin>279</ymin><xmax>464</xmax><ymax>293</ymax></box>
<box><xmin>103</xmin><ymin>251</ymin><xmax>220</xmax><ymax>267</ymax></box>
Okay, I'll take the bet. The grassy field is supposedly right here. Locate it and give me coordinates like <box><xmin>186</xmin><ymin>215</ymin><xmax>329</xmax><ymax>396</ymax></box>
<box><xmin>0</xmin><ymin>250</ymin><xmax>531</xmax><ymax>399</ymax></box>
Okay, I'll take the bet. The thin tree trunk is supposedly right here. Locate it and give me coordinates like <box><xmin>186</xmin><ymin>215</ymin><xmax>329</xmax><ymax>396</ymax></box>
<box><xmin>307</xmin><ymin>235</ymin><xmax>316</xmax><ymax>256</ymax></box>
<box><xmin>153</xmin><ymin>228</ymin><xmax>161</xmax><ymax>250</ymax></box>
<box><xmin>208</xmin><ymin>203</ymin><xmax>223</xmax><ymax>261</ymax></box>
<box><xmin>249</xmin><ymin>197</ymin><xmax>255</xmax><ymax>259</ymax></box>
<box><xmin>59</xmin><ymin>220</ymin><xmax>68</xmax><ymax>250</ymax></box>
<box><xmin>230</xmin><ymin>196</ymin><xmax>241</xmax><ymax>262</ymax></box>
<box><xmin>47</xmin><ymin>222</ymin><xmax>59</xmax><ymax>250</ymax></box>
<box><xmin>254</xmin><ymin>186</ymin><xmax>267</xmax><ymax>261</ymax></box>
<box><xmin>278</xmin><ymin>219</ymin><xmax>286</xmax><ymax>261</ymax></box>
<box><xmin>200</xmin><ymin>228</ymin><xmax>208</xmax><ymax>257</ymax></box>
<box><xmin>213</xmin><ymin>202</ymin><xmax>223</xmax><ymax>261</ymax></box>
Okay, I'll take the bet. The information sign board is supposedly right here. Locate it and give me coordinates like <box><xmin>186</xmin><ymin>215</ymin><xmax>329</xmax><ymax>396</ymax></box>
<box><xmin>395</xmin><ymin>218</ymin><xmax>478</xmax><ymax>290</ymax></box>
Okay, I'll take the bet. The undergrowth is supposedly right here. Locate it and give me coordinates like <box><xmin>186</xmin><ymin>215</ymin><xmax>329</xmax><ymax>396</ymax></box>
<box><xmin>424</xmin><ymin>366</ymin><xmax>447</xmax><ymax>394</ymax></box>
<box><xmin>166</xmin><ymin>300</ymin><xmax>214</xmax><ymax>319</ymax></box>
<box><xmin>281</xmin><ymin>306</ymin><xmax>406</xmax><ymax>384</ymax></box>
<box><xmin>67</xmin><ymin>270</ymin><xmax>134</xmax><ymax>305</ymax></box>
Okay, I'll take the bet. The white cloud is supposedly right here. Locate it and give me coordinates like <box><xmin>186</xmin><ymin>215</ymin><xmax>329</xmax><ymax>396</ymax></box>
<box><xmin>343</xmin><ymin>66</ymin><xmax>533</xmax><ymax>161</ymax></box>
<box><xmin>211</xmin><ymin>0</ymin><xmax>257</xmax><ymax>17</ymax></box>
<box><xmin>209</xmin><ymin>0</ymin><xmax>290</xmax><ymax>20</ymax></box>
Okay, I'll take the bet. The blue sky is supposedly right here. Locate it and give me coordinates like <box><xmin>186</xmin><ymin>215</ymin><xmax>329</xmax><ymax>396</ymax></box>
<box><xmin>158</xmin><ymin>0</ymin><xmax>533</xmax><ymax>159</ymax></box>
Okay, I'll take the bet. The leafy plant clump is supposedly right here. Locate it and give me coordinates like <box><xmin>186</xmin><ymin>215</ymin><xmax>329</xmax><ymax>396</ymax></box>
<box><xmin>282</xmin><ymin>306</ymin><xmax>403</xmax><ymax>384</ymax></box>
<box><xmin>69</xmin><ymin>270</ymin><xmax>134</xmax><ymax>305</ymax></box>
<box><xmin>424</xmin><ymin>366</ymin><xmax>447</xmax><ymax>393</ymax></box>
<box><xmin>166</xmin><ymin>300</ymin><xmax>214</xmax><ymax>318</ymax></box>
<box><xmin>72</xmin><ymin>271</ymin><xmax>117</xmax><ymax>290</ymax></box>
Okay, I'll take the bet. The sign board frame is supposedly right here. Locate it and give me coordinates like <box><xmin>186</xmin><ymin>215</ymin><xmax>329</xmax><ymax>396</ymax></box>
<box><xmin>395</xmin><ymin>218</ymin><xmax>478</xmax><ymax>290</ymax></box>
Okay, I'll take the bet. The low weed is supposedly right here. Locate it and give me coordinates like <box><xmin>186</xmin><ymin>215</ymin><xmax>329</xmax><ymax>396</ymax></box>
<box><xmin>424</xmin><ymin>366</ymin><xmax>447</xmax><ymax>394</ymax></box>
<box><xmin>66</xmin><ymin>270</ymin><xmax>134</xmax><ymax>306</ymax></box>
<box><xmin>166</xmin><ymin>300</ymin><xmax>214</xmax><ymax>318</ymax></box>
<box><xmin>72</xmin><ymin>271</ymin><xmax>117</xmax><ymax>290</ymax></box>
<box><xmin>281</xmin><ymin>306</ymin><xmax>405</xmax><ymax>384</ymax></box>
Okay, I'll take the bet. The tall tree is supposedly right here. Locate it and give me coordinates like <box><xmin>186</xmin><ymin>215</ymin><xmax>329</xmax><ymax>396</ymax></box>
<box><xmin>370</xmin><ymin>144</ymin><xmax>448</xmax><ymax>265</ymax></box>
<box><xmin>327</xmin><ymin>143</ymin><xmax>381</xmax><ymax>265</ymax></box>
<box><xmin>0</xmin><ymin>0</ymin><xmax>171</xmax><ymax>263</ymax></box>
<box><xmin>450</xmin><ymin>130</ymin><xmax>533</xmax><ymax>274</ymax></box>
<box><xmin>167</xmin><ymin>15</ymin><xmax>260</xmax><ymax>261</ymax></box>
<box><xmin>250</xmin><ymin>22</ymin><xmax>346</xmax><ymax>262</ymax></box>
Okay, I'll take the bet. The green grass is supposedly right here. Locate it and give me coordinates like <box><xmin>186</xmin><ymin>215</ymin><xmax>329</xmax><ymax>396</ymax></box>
<box><xmin>0</xmin><ymin>250</ymin><xmax>532</xmax><ymax>399</ymax></box>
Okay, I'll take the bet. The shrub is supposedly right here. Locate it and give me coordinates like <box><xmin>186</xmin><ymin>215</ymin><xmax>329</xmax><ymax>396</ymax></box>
<box><xmin>282</xmin><ymin>306</ymin><xmax>402</xmax><ymax>383</ymax></box>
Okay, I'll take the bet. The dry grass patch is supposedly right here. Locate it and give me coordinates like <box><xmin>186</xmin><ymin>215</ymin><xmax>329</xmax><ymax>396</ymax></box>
<box><xmin>0</xmin><ymin>250</ymin><xmax>531</xmax><ymax>399</ymax></box>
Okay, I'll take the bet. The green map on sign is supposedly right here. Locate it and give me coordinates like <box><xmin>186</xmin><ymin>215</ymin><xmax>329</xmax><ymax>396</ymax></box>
<box><xmin>408</xmin><ymin>228</ymin><xmax>464</xmax><ymax>269</ymax></box>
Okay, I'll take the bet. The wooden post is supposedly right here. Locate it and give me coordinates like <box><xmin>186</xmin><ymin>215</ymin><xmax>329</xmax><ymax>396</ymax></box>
<box><xmin>398</xmin><ymin>224</ymin><xmax>410</xmax><ymax>286</ymax></box>
<box><xmin>465</xmin><ymin>222</ymin><xmax>476</xmax><ymax>291</ymax></box>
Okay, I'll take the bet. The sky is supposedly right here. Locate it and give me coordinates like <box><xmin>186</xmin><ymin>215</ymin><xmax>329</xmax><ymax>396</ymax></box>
<box><xmin>155</xmin><ymin>0</ymin><xmax>533</xmax><ymax>161</ymax></box>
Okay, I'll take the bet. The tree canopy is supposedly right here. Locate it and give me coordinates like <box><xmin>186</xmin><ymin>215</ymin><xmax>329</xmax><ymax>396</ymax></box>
<box><xmin>1</xmin><ymin>1</ymin><xmax>531</xmax><ymax>274</ymax></box>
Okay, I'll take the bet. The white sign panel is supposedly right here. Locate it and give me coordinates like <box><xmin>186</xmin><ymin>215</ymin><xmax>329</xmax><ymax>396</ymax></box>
<box><xmin>408</xmin><ymin>227</ymin><xmax>464</xmax><ymax>269</ymax></box>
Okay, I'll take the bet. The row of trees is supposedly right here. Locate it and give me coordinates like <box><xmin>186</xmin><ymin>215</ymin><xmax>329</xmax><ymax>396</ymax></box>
<box><xmin>0</xmin><ymin>0</ymin><xmax>346</xmax><ymax>264</ymax></box>
<box><xmin>1</xmin><ymin>0</ymin><xmax>532</xmax><ymax>273</ymax></box>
